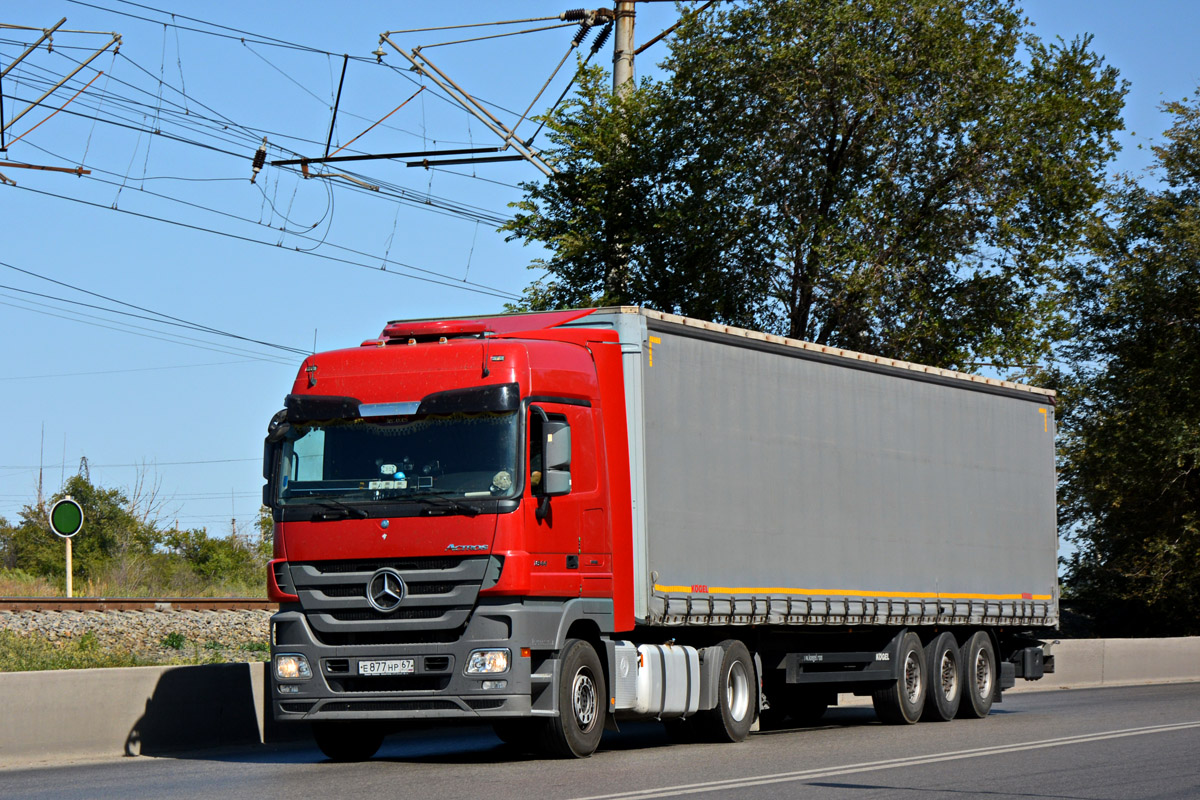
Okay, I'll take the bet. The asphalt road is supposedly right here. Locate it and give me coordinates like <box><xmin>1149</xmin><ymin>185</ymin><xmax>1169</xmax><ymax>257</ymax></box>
<box><xmin>3</xmin><ymin>684</ymin><xmax>1198</xmax><ymax>800</ymax></box>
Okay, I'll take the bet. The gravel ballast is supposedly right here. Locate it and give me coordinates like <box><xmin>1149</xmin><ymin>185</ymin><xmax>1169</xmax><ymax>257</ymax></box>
<box><xmin>0</xmin><ymin>609</ymin><xmax>271</xmax><ymax>664</ymax></box>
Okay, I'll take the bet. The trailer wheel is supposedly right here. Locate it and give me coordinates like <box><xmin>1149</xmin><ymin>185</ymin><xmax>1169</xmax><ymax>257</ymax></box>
<box><xmin>540</xmin><ymin>638</ymin><xmax>606</xmax><ymax>758</ymax></box>
<box><xmin>872</xmin><ymin>631</ymin><xmax>925</xmax><ymax>724</ymax></box>
<box><xmin>702</xmin><ymin>639</ymin><xmax>755</xmax><ymax>742</ymax></box>
<box><xmin>312</xmin><ymin>721</ymin><xmax>384</xmax><ymax>762</ymax></box>
<box><xmin>956</xmin><ymin>631</ymin><xmax>996</xmax><ymax>719</ymax></box>
<box><xmin>920</xmin><ymin>632</ymin><xmax>961</xmax><ymax>722</ymax></box>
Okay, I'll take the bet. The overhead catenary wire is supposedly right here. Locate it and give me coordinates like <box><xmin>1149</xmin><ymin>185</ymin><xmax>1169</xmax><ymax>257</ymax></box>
<box><xmin>2</xmin><ymin>52</ymin><xmax>520</xmax><ymax>215</ymax></box>
<box><xmin>0</xmin><ymin>264</ymin><xmax>311</xmax><ymax>355</ymax></box>
<box><xmin>0</xmin><ymin>296</ymin><xmax>299</xmax><ymax>366</ymax></box>
<box><xmin>0</xmin><ymin>359</ymin><xmax>262</xmax><ymax>382</ymax></box>
<box><xmin>3</xmin><ymin>32</ymin><xmax>540</xmax><ymax>193</ymax></box>
<box><xmin>61</xmin><ymin>0</ymin><xmax>528</xmax><ymax>123</ymax></box>
<box><xmin>6</xmin><ymin>182</ymin><xmax>522</xmax><ymax>301</ymax></box>
<box><xmin>4</xmin><ymin>92</ymin><xmax>514</xmax><ymax>229</ymax></box>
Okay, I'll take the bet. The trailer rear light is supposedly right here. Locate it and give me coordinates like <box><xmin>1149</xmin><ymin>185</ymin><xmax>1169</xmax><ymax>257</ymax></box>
<box><xmin>465</xmin><ymin>649</ymin><xmax>510</xmax><ymax>674</ymax></box>
<box><xmin>275</xmin><ymin>654</ymin><xmax>312</xmax><ymax>681</ymax></box>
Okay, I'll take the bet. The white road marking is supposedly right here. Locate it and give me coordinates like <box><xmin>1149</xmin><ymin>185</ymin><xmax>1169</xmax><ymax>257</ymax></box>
<box><xmin>571</xmin><ymin>721</ymin><xmax>1200</xmax><ymax>800</ymax></box>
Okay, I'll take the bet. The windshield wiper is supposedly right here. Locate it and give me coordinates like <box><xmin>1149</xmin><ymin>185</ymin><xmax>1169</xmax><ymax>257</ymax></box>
<box><xmin>311</xmin><ymin>499</ymin><xmax>369</xmax><ymax>521</ymax></box>
<box><xmin>413</xmin><ymin>493</ymin><xmax>482</xmax><ymax>517</ymax></box>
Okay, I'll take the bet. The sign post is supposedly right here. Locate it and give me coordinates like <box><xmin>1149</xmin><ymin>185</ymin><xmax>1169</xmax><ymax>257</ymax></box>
<box><xmin>48</xmin><ymin>497</ymin><xmax>84</xmax><ymax>598</ymax></box>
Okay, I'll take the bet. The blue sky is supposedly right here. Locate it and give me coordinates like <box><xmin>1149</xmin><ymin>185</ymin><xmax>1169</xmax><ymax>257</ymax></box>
<box><xmin>1</xmin><ymin>1</ymin><xmax>1196</xmax><ymax>537</ymax></box>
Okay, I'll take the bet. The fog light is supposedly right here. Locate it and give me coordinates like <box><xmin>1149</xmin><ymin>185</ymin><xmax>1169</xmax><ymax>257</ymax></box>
<box><xmin>275</xmin><ymin>653</ymin><xmax>312</xmax><ymax>680</ymax></box>
<box><xmin>278</xmin><ymin>684</ymin><xmax>300</xmax><ymax>694</ymax></box>
<box><xmin>465</xmin><ymin>649</ymin><xmax>510</xmax><ymax>674</ymax></box>
<box><xmin>481</xmin><ymin>680</ymin><xmax>508</xmax><ymax>690</ymax></box>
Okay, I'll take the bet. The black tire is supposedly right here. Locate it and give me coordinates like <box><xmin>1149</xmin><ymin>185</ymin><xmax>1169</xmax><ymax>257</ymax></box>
<box><xmin>540</xmin><ymin>638</ymin><xmax>606</xmax><ymax>758</ymax></box>
<box><xmin>701</xmin><ymin>639</ymin><xmax>756</xmax><ymax>742</ymax></box>
<box><xmin>956</xmin><ymin>631</ymin><xmax>997</xmax><ymax>719</ymax></box>
<box><xmin>921</xmin><ymin>632</ymin><xmax>962</xmax><ymax>722</ymax></box>
<box><xmin>872</xmin><ymin>631</ymin><xmax>925</xmax><ymax>724</ymax></box>
<box><xmin>493</xmin><ymin>720</ymin><xmax>539</xmax><ymax>749</ymax></box>
<box><xmin>312</xmin><ymin>721</ymin><xmax>384</xmax><ymax>762</ymax></box>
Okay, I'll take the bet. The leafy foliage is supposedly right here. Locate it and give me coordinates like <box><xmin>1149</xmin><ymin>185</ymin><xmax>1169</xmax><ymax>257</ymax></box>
<box><xmin>0</xmin><ymin>474</ymin><xmax>270</xmax><ymax>598</ymax></box>
<box><xmin>1056</xmin><ymin>91</ymin><xmax>1200</xmax><ymax>636</ymax></box>
<box><xmin>506</xmin><ymin>0</ymin><xmax>1126</xmax><ymax>370</ymax></box>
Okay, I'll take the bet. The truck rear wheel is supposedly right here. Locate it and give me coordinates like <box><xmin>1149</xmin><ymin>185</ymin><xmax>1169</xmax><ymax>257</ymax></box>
<box><xmin>702</xmin><ymin>639</ymin><xmax>755</xmax><ymax>742</ymax></box>
<box><xmin>920</xmin><ymin>632</ymin><xmax>961</xmax><ymax>721</ymax></box>
<box><xmin>312</xmin><ymin>721</ymin><xmax>384</xmax><ymax>762</ymax></box>
<box><xmin>540</xmin><ymin>638</ymin><xmax>606</xmax><ymax>758</ymax></box>
<box><xmin>956</xmin><ymin>631</ymin><xmax>997</xmax><ymax>719</ymax></box>
<box><xmin>872</xmin><ymin>631</ymin><xmax>925</xmax><ymax>724</ymax></box>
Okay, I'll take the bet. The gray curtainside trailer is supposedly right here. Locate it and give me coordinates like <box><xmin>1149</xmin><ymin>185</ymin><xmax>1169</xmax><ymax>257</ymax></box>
<box><xmin>267</xmin><ymin>305</ymin><xmax>1057</xmax><ymax>761</ymax></box>
<box><xmin>571</xmin><ymin>307</ymin><xmax>1057</xmax><ymax>729</ymax></box>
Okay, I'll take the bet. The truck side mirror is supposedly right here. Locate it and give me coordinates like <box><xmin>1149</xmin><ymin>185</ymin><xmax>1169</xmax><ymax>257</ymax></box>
<box><xmin>542</xmin><ymin>421</ymin><xmax>571</xmax><ymax>475</ymax></box>
<box><xmin>263</xmin><ymin>409</ymin><xmax>287</xmax><ymax>507</ymax></box>
<box><xmin>531</xmin><ymin>409</ymin><xmax>571</xmax><ymax>520</ymax></box>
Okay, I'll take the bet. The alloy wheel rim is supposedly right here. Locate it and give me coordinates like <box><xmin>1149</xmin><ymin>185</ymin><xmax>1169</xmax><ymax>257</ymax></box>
<box><xmin>572</xmin><ymin>668</ymin><xmax>598</xmax><ymax>731</ymax></box>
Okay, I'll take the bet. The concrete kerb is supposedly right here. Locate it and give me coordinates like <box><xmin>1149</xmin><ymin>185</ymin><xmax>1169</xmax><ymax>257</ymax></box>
<box><xmin>1</xmin><ymin>637</ymin><xmax>1197</xmax><ymax>767</ymax></box>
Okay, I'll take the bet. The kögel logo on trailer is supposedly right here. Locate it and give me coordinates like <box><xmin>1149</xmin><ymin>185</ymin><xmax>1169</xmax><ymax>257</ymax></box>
<box><xmin>366</xmin><ymin>568</ymin><xmax>406</xmax><ymax>613</ymax></box>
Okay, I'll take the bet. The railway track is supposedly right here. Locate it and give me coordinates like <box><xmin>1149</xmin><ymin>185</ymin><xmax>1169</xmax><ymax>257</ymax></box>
<box><xmin>0</xmin><ymin>597</ymin><xmax>277</xmax><ymax>612</ymax></box>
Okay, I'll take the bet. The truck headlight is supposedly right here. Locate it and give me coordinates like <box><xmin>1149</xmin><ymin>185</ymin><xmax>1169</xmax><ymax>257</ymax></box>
<box><xmin>465</xmin><ymin>649</ymin><xmax>510</xmax><ymax>674</ymax></box>
<box><xmin>275</xmin><ymin>653</ymin><xmax>312</xmax><ymax>680</ymax></box>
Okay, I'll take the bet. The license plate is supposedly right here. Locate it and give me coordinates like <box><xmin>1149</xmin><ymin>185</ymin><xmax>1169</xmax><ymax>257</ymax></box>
<box><xmin>358</xmin><ymin>658</ymin><xmax>415</xmax><ymax>676</ymax></box>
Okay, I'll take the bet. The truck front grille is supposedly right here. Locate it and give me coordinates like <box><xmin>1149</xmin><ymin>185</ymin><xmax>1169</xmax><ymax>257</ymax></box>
<box><xmin>288</xmin><ymin>556</ymin><xmax>490</xmax><ymax>646</ymax></box>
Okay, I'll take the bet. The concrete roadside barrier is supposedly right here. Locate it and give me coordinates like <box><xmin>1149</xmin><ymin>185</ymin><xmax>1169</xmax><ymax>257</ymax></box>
<box><xmin>0</xmin><ymin>662</ymin><xmax>273</xmax><ymax>767</ymax></box>
<box><xmin>1007</xmin><ymin>636</ymin><xmax>1200</xmax><ymax>692</ymax></box>
<box><xmin>1</xmin><ymin>637</ymin><xmax>1197</xmax><ymax>767</ymax></box>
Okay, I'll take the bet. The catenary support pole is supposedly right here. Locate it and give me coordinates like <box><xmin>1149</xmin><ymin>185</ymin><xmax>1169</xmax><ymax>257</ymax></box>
<box><xmin>613</xmin><ymin>1</ymin><xmax>635</xmax><ymax>94</ymax></box>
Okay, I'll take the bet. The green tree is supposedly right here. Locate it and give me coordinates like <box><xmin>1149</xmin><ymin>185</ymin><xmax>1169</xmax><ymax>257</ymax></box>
<box><xmin>506</xmin><ymin>0</ymin><xmax>1126</xmax><ymax>370</ymax></box>
<box><xmin>1057</xmin><ymin>92</ymin><xmax>1200</xmax><ymax>636</ymax></box>
<box><xmin>1</xmin><ymin>475</ymin><xmax>161</xmax><ymax>583</ymax></box>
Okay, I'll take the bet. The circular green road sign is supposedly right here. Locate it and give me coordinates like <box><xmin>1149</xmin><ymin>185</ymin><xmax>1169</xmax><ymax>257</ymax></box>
<box><xmin>49</xmin><ymin>497</ymin><xmax>84</xmax><ymax>538</ymax></box>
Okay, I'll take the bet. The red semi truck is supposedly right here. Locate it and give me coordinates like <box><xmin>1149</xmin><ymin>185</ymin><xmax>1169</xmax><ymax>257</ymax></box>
<box><xmin>263</xmin><ymin>307</ymin><xmax>1056</xmax><ymax>760</ymax></box>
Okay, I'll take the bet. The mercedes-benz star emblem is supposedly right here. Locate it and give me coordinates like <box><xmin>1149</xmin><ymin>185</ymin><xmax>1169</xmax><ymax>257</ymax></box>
<box><xmin>366</xmin><ymin>568</ymin><xmax>406</xmax><ymax>613</ymax></box>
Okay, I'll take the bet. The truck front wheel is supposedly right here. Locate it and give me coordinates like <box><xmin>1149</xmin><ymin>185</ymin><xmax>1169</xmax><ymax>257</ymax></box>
<box><xmin>702</xmin><ymin>639</ymin><xmax>755</xmax><ymax>742</ymax></box>
<box><xmin>541</xmin><ymin>638</ymin><xmax>606</xmax><ymax>758</ymax></box>
<box><xmin>312</xmin><ymin>721</ymin><xmax>384</xmax><ymax>762</ymax></box>
<box><xmin>956</xmin><ymin>631</ymin><xmax>996</xmax><ymax>719</ymax></box>
<box><xmin>872</xmin><ymin>631</ymin><xmax>925</xmax><ymax>724</ymax></box>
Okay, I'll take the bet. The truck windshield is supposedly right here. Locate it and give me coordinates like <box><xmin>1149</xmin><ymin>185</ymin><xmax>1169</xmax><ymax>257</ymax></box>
<box><xmin>276</xmin><ymin>411</ymin><xmax>520</xmax><ymax>505</ymax></box>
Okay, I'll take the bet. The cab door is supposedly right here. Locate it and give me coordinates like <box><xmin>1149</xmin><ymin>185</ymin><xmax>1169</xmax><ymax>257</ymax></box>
<box><xmin>524</xmin><ymin>402</ymin><xmax>608</xmax><ymax>596</ymax></box>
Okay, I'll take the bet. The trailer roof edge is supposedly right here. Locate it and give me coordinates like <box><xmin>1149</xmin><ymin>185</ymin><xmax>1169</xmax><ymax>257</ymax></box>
<box><xmin>598</xmin><ymin>306</ymin><xmax>1056</xmax><ymax>399</ymax></box>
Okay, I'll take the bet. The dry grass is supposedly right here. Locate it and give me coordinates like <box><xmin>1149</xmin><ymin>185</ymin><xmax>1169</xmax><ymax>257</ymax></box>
<box><xmin>0</xmin><ymin>570</ymin><xmax>59</xmax><ymax>597</ymax></box>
